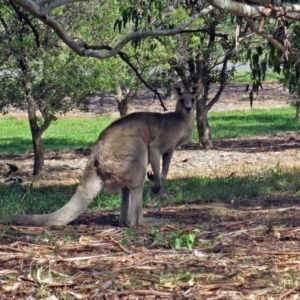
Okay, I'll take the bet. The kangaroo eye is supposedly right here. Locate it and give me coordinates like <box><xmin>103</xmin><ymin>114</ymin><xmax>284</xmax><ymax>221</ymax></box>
<box><xmin>191</xmin><ymin>98</ymin><xmax>195</xmax><ymax>103</ymax></box>
<box><xmin>180</xmin><ymin>99</ymin><xmax>184</xmax><ymax>103</ymax></box>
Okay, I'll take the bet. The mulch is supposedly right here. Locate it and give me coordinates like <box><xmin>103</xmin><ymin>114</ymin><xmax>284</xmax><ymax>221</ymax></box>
<box><xmin>2</xmin><ymin>194</ymin><xmax>300</xmax><ymax>299</ymax></box>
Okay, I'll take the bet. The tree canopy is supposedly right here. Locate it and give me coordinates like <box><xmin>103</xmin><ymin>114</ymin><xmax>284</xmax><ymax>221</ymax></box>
<box><xmin>6</xmin><ymin>0</ymin><xmax>300</xmax><ymax>60</ymax></box>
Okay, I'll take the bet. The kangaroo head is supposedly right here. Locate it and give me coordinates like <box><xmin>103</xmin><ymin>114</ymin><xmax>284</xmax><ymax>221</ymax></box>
<box><xmin>173</xmin><ymin>83</ymin><xmax>201</xmax><ymax>115</ymax></box>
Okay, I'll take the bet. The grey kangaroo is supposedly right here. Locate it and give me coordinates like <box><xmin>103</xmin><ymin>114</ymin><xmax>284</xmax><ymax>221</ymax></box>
<box><xmin>0</xmin><ymin>83</ymin><xmax>200</xmax><ymax>227</ymax></box>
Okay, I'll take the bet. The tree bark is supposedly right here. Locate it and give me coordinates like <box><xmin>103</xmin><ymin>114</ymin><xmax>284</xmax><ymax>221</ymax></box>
<box><xmin>20</xmin><ymin>56</ymin><xmax>45</xmax><ymax>176</ymax></box>
<box><xmin>27</xmin><ymin>93</ymin><xmax>45</xmax><ymax>176</ymax></box>
<box><xmin>114</xmin><ymin>80</ymin><xmax>131</xmax><ymax>117</ymax></box>
<box><xmin>117</xmin><ymin>100</ymin><xmax>128</xmax><ymax>117</ymax></box>
<box><xmin>296</xmin><ymin>101</ymin><xmax>300</xmax><ymax>121</ymax></box>
<box><xmin>194</xmin><ymin>50</ymin><xmax>213</xmax><ymax>149</ymax></box>
<box><xmin>196</xmin><ymin>97</ymin><xmax>213</xmax><ymax>149</ymax></box>
<box><xmin>31</xmin><ymin>129</ymin><xmax>44</xmax><ymax>176</ymax></box>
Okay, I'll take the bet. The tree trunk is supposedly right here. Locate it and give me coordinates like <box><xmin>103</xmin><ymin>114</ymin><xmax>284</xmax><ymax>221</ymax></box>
<box><xmin>27</xmin><ymin>100</ymin><xmax>45</xmax><ymax>176</ymax></box>
<box><xmin>117</xmin><ymin>99</ymin><xmax>128</xmax><ymax>117</ymax></box>
<box><xmin>32</xmin><ymin>133</ymin><xmax>44</xmax><ymax>176</ymax></box>
<box><xmin>296</xmin><ymin>101</ymin><xmax>300</xmax><ymax>121</ymax></box>
<box><xmin>113</xmin><ymin>81</ymin><xmax>130</xmax><ymax>117</ymax></box>
<box><xmin>20</xmin><ymin>56</ymin><xmax>47</xmax><ymax>176</ymax></box>
<box><xmin>196</xmin><ymin>98</ymin><xmax>213</xmax><ymax>149</ymax></box>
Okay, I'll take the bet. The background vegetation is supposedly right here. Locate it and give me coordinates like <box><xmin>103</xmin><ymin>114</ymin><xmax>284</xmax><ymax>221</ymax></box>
<box><xmin>2</xmin><ymin>105</ymin><xmax>300</xmax><ymax>217</ymax></box>
<box><xmin>1</xmin><ymin>106</ymin><xmax>299</xmax><ymax>154</ymax></box>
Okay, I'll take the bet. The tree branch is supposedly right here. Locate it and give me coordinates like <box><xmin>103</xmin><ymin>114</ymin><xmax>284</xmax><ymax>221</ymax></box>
<box><xmin>180</xmin><ymin>29</ymin><xmax>228</xmax><ymax>39</ymax></box>
<box><xmin>85</xmin><ymin>43</ymin><xmax>167</xmax><ymax>111</ymax></box>
<box><xmin>38</xmin><ymin>111</ymin><xmax>55</xmax><ymax>135</ymax></box>
<box><xmin>0</xmin><ymin>17</ymin><xmax>10</xmax><ymax>35</ymax></box>
<box><xmin>207</xmin><ymin>46</ymin><xmax>233</xmax><ymax>111</ymax></box>
<box><xmin>45</xmin><ymin>0</ymin><xmax>89</xmax><ymax>13</ymax></box>
<box><xmin>243</xmin><ymin>17</ymin><xmax>286</xmax><ymax>52</ymax></box>
<box><xmin>8</xmin><ymin>0</ymin><xmax>40</xmax><ymax>48</ymax></box>
<box><xmin>118</xmin><ymin>52</ymin><xmax>167</xmax><ymax>111</ymax></box>
<box><xmin>205</xmin><ymin>0</ymin><xmax>300</xmax><ymax>20</ymax></box>
<box><xmin>11</xmin><ymin>0</ymin><xmax>214</xmax><ymax>59</ymax></box>
<box><xmin>36</xmin><ymin>0</ymin><xmax>52</xmax><ymax>6</ymax></box>
<box><xmin>205</xmin><ymin>0</ymin><xmax>264</xmax><ymax>17</ymax></box>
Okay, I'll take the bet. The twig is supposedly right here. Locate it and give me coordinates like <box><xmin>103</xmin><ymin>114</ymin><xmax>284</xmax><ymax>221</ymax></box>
<box><xmin>280</xmin><ymin>283</ymin><xmax>300</xmax><ymax>299</ymax></box>
<box><xmin>110</xmin><ymin>236</ymin><xmax>133</xmax><ymax>254</ymax></box>
<box><xmin>218</xmin><ymin>226</ymin><xmax>267</xmax><ymax>239</ymax></box>
<box><xmin>199</xmin><ymin>281</ymin><xmax>244</xmax><ymax>291</ymax></box>
<box><xmin>114</xmin><ymin>289</ymin><xmax>172</xmax><ymax>296</ymax></box>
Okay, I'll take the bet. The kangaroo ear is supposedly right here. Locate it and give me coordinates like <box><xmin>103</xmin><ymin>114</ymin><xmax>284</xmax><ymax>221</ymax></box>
<box><xmin>191</xmin><ymin>84</ymin><xmax>201</xmax><ymax>95</ymax></box>
<box><xmin>172</xmin><ymin>83</ymin><xmax>184</xmax><ymax>96</ymax></box>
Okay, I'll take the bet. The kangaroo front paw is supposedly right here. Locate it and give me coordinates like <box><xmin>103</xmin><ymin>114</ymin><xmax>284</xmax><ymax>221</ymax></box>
<box><xmin>147</xmin><ymin>171</ymin><xmax>155</xmax><ymax>181</ymax></box>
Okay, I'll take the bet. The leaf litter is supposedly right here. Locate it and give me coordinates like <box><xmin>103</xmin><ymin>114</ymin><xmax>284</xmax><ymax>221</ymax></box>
<box><xmin>1</xmin><ymin>198</ymin><xmax>300</xmax><ymax>300</ymax></box>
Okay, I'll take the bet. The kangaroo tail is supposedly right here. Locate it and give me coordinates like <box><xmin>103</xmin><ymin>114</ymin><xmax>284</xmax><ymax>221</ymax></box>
<box><xmin>0</xmin><ymin>161</ymin><xmax>103</xmax><ymax>226</ymax></box>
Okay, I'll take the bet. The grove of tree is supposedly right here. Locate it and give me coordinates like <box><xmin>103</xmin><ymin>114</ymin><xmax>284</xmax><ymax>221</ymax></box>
<box><xmin>2</xmin><ymin>0</ymin><xmax>300</xmax><ymax>172</ymax></box>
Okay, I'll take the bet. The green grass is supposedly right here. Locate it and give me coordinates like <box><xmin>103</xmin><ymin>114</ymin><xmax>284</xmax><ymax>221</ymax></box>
<box><xmin>232</xmin><ymin>71</ymin><xmax>283</xmax><ymax>83</ymax></box>
<box><xmin>1</xmin><ymin>166</ymin><xmax>299</xmax><ymax>216</ymax></box>
<box><xmin>198</xmin><ymin>107</ymin><xmax>299</xmax><ymax>140</ymax></box>
<box><xmin>0</xmin><ymin>116</ymin><xmax>114</xmax><ymax>154</ymax></box>
<box><xmin>1</xmin><ymin>106</ymin><xmax>300</xmax><ymax>217</ymax></box>
<box><xmin>1</xmin><ymin>107</ymin><xmax>299</xmax><ymax>154</ymax></box>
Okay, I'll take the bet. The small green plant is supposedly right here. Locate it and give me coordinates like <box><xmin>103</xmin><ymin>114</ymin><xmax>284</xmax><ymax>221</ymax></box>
<box><xmin>169</xmin><ymin>228</ymin><xmax>201</xmax><ymax>250</ymax></box>
<box><xmin>149</xmin><ymin>229</ymin><xmax>168</xmax><ymax>247</ymax></box>
<box><xmin>39</xmin><ymin>230</ymin><xmax>53</xmax><ymax>243</ymax></box>
<box><xmin>63</xmin><ymin>233</ymin><xmax>77</xmax><ymax>242</ymax></box>
<box><xmin>140</xmin><ymin>228</ymin><xmax>201</xmax><ymax>250</ymax></box>
<box><xmin>120</xmin><ymin>228</ymin><xmax>135</xmax><ymax>246</ymax></box>
<box><xmin>38</xmin><ymin>230</ymin><xmax>59</xmax><ymax>252</ymax></box>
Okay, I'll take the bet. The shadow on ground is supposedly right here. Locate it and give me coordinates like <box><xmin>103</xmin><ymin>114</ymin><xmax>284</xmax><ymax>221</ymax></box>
<box><xmin>182</xmin><ymin>132</ymin><xmax>300</xmax><ymax>153</ymax></box>
<box><xmin>69</xmin><ymin>194</ymin><xmax>300</xmax><ymax>229</ymax></box>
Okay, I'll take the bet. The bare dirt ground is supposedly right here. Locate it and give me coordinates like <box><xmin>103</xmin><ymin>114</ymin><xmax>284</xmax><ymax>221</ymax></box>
<box><xmin>2</xmin><ymin>83</ymin><xmax>300</xmax><ymax>299</ymax></box>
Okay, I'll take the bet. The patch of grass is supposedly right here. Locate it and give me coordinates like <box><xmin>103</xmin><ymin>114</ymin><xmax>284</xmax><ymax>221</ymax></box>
<box><xmin>198</xmin><ymin>107</ymin><xmax>300</xmax><ymax>140</ymax></box>
<box><xmin>232</xmin><ymin>71</ymin><xmax>283</xmax><ymax>83</ymax></box>
<box><xmin>0</xmin><ymin>182</ymin><xmax>121</xmax><ymax>216</ymax></box>
<box><xmin>1</xmin><ymin>166</ymin><xmax>300</xmax><ymax>217</ymax></box>
<box><xmin>0</xmin><ymin>116</ymin><xmax>114</xmax><ymax>154</ymax></box>
<box><xmin>1</xmin><ymin>107</ymin><xmax>300</xmax><ymax>154</ymax></box>
<box><xmin>158</xmin><ymin>166</ymin><xmax>300</xmax><ymax>205</ymax></box>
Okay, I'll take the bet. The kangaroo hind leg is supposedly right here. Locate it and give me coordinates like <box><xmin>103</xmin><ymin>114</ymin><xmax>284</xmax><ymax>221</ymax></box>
<box><xmin>119</xmin><ymin>186</ymin><xmax>144</xmax><ymax>227</ymax></box>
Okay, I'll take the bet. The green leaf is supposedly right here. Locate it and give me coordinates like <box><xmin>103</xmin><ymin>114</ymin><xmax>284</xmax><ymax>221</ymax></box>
<box><xmin>256</xmin><ymin>45</ymin><xmax>263</xmax><ymax>56</ymax></box>
<box><xmin>185</xmin><ymin>234</ymin><xmax>195</xmax><ymax>250</ymax></box>
<box><xmin>246</xmin><ymin>48</ymin><xmax>252</xmax><ymax>61</ymax></box>
<box><xmin>120</xmin><ymin>239</ymin><xmax>128</xmax><ymax>246</ymax></box>
<box><xmin>125</xmin><ymin>228</ymin><xmax>132</xmax><ymax>236</ymax></box>
<box><xmin>252</xmin><ymin>53</ymin><xmax>259</xmax><ymax>67</ymax></box>
<box><xmin>169</xmin><ymin>231</ymin><xmax>178</xmax><ymax>239</ymax></box>
<box><xmin>118</xmin><ymin>20</ymin><xmax>122</xmax><ymax>33</ymax></box>
<box><xmin>113</xmin><ymin>19</ymin><xmax>119</xmax><ymax>32</ymax></box>
<box><xmin>174</xmin><ymin>237</ymin><xmax>182</xmax><ymax>249</ymax></box>
<box><xmin>123</xmin><ymin>15</ymin><xmax>128</xmax><ymax>29</ymax></box>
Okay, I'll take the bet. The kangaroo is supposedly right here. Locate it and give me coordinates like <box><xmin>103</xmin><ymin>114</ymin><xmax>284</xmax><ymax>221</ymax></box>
<box><xmin>0</xmin><ymin>83</ymin><xmax>200</xmax><ymax>227</ymax></box>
